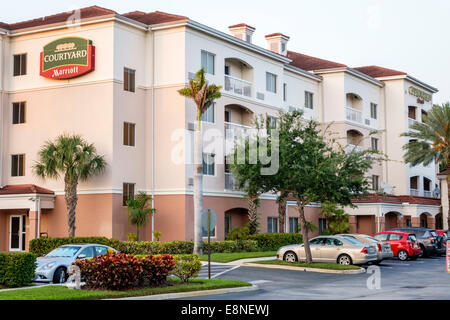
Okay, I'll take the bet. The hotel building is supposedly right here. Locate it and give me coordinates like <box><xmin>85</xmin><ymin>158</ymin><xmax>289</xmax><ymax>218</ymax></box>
<box><xmin>0</xmin><ymin>6</ymin><xmax>445</xmax><ymax>252</ymax></box>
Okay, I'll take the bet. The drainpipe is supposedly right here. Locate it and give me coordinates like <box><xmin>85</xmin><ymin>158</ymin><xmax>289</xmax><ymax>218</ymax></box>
<box><xmin>0</xmin><ymin>33</ymin><xmax>6</xmax><ymax>188</ymax></box>
<box><xmin>36</xmin><ymin>197</ymin><xmax>41</xmax><ymax>239</ymax></box>
<box><xmin>150</xmin><ymin>28</ymin><xmax>155</xmax><ymax>241</ymax></box>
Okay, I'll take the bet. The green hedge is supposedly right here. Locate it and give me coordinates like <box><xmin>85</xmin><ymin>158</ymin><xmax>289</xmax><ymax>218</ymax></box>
<box><xmin>116</xmin><ymin>240</ymin><xmax>258</xmax><ymax>255</ymax></box>
<box><xmin>0</xmin><ymin>252</ymin><xmax>37</xmax><ymax>287</ymax></box>
<box><xmin>29</xmin><ymin>237</ymin><xmax>121</xmax><ymax>257</ymax></box>
<box><xmin>247</xmin><ymin>233</ymin><xmax>303</xmax><ymax>251</ymax></box>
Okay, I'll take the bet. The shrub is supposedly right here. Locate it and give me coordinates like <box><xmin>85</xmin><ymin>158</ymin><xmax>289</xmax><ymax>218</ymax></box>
<box><xmin>172</xmin><ymin>255</ymin><xmax>202</xmax><ymax>283</ymax></box>
<box><xmin>74</xmin><ymin>252</ymin><xmax>175</xmax><ymax>290</ymax></box>
<box><xmin>248</xmin><ymin>233</ymin><xmax>303</xmax><ymax>251</ymax></box>
<box><xmin>0</xmin><ymin>252</ymin><xmax>37</xmax><ymax>287</ymax></box>
<box><xmin>29</xmin><ymin>237</ymin><xmax>120</xmax><ymax>256</ymax></box>
<box><xmin>127</xmin><ymin>233</ymin><xmax>137</xmax><ymax>242</ymax></box>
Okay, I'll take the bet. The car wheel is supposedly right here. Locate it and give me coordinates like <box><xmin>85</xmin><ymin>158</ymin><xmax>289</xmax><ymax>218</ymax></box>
<box><xmin>283</xmin><ymin>251</ymin><xmax>298</xmax><ymax>263</ymax></box>
<box><xmin>419</xmin><ymin>245</ymin><xmax>428</xmax><ymax>258</ymax></box>
<box><xmin>53</xmin><ymin>267</ymin><xmax>67</xmax><ymax>284</ymax></box>
<box><xmin>337</xmin><ymin>254</ymin><xmax>352</xmax><ymax>265</ymax></box>
<box><xmin>397</xmin><ymin>250</ymin><xmax>409</xmax><ymax>261</ymax></box>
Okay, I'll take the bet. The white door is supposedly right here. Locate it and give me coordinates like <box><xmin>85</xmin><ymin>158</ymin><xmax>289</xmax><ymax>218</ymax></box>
<box><xmin>9</xmin><ymin>215</ymin><xmax>26</xmax><ymax>251</ymax></box>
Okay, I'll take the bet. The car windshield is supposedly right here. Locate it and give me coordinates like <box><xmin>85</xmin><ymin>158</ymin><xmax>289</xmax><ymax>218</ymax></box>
<box><xmin>342</xmin><ymin>237</ymin><xmax>361</xmax><ymax>245</ymax></box>
<box><xmin>430</xmin><ymin>231</ymin><xmax>438</xmax><ymax>237</ymax></box>
<box><xmin>46</xmin><ymin>247</ymin><xmax>81</xmax><ymax>257</ymax></box>
<box><xmin>408</xmin><ymin>235</ymin><xmax>417</xmax><ymax>242</ymax></box>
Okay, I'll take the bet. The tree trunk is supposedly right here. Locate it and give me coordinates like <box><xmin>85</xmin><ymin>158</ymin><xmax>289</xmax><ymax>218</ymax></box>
<box><xmin>193</xmin><ymin>111</ymin><xmax>204</xmax><ymax>255</ymax></box>
<box><xmin>64</xmin><ymin>174</ymin><xmax>78</xmax><ymax>238</ymax></box>
<box><xmin>446</xmin><ymin>166</ymin><xmax>450</xmax><ymax>230</ymax></box>
<box><xmin>296</xmin><ymin>196</ymin><xmax>312</xmax><ymax>264</ymax></box>
<box><xmin>247</xmin><ymin>195</ymin><xmax>259</xmax><ymax>235</ymax></box>
<box><xmin>277</xmin><ymin>192</ymin><xmax>288</xmax><ymax>233</ymax></box>
<box><xmin>137</xmin><ymin>226</ymin><xmax>140</xmax><ymax>242</ymax></box>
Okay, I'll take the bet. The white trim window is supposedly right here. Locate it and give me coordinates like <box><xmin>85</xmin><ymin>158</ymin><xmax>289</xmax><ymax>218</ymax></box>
<box><xmin>11</xmin><ymin>154</ymin><xmax>25</xmax><ymax>177</ymax></box>
<box><xmin>124</xmin><ymin>68</ymin><xmax>136</xmax><ymax>92</ymax></box>
<box><xmin>202</xmin><ymin>153</ymin><xmax>215</xmax><ymax>176</ymax></box>
<box><xmin>13</xmin><ymin>53</ymin><xmax>27</xmax><ymax>76</ymax></box>
<box><xmin>9</xmin><ymin>215</ymin><xmax>26</xmax><ymax>251</ymax></box>
<box><xmin>123</xmin><ymin>122</ymin><xmax>136</xmax><ymax>147</ymax></box>
<box><xmin>370</xmin><ymin>103</ymin><xmax>377</xmax><ymax>119</ymax></box>
<box><xmin>12</xmin><ymin>102</ymin><xmax>26</xmax><ymax>124</ymax></box>
<box><xmin>305</xmin><ymin>91</ymin><xmax>314</xmax><ymax>109</ymax></box>
<box><xmin>268</xmin><ymin>217</ymin><xmax>278</xmax><ymax>233</ymax></box>
<box><xmin>266</xmin><ymin>72</ymin><xmax>277</xmax><ymax>93</ymax></box>
<box><xmin>201</xmin><ymin>103</ymin><xmax>215</xmax><ymax>123</ymax></box>
<box><xmin>371</xmin><ymin>137</ymin><xmax>379</xmax><ymax>151</ymax></box>
<box><xmin>123</xmin><ymin>183</ymin><xmax>135</xmax><ymax>206</ymax></box>
<box><xmin>372</xmin><ymin>175</ymin><xmax>379</xmax><ymax>191</ymax></box>
<box><xmin>289</xmin><ymin>217</ymin><xmax>299</xmax><ymax>233</ymax></box>
<box><xmin>201</xmin><ymin>50</ymin><xmax>215</xmax><ymax>75</ymax></box>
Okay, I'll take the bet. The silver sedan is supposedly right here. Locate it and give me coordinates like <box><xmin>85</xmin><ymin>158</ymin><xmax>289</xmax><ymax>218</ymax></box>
<box><xmin>338</xmin><ymin>233</ymin><xmax>393</xmax><ymax>263</ymax></box>
<box><xmin>277</xmin><ymin>235</ymin><xmax>378</xmax><ymax>265</ymax></box>
<box><xmin>34</xmin><ymin>244</ymin><xmax>116</xmax><ymax>283</ymax></box>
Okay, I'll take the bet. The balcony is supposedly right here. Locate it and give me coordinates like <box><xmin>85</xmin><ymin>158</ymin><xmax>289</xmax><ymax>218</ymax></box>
<box><xmin>225</xmin><ymin>122</ymin><xmax>251</xmax><ymax>141</ymax></box>
<box><xmin>225</xmin><ymin>172</ymin><xmax>240</xmax><ymax>191</ymax></box>
<box><xmin>408</xmin><ymin>118</ymin><xmax>417</xmax><ymax>129</ymax></box>
<box><xmin>224</xmin><ymin>75</ymin><xmax>252</xmax><ymax>98</ymax></box>
<box><xmin>423</xmin><ymin>190</ymin><xmax>432</xmax><ymax>198</ymax></box>
<box><xmin>346</xmin><ymin>144</ymin><xmax>363</xmax><ymax>153</ymax></box>
<box><xmin>410</xmin><ymin>188</ymin><xmax>419</xmax><ymax>196</ymax></box>
<box><xmin>346</xmin><ymin>107</ymin><xmax>362</xmax><ymax>123</ymax></box>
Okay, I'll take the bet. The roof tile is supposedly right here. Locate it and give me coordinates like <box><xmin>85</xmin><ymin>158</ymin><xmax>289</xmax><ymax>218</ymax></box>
<box><xmin>353</xmin><ymin>65</ymin><xmax>407</xmax><ymax>78</ymax></box>
<box><xmin>287</xmin><ymin>50</ymin><xmax>347</xmax><ymax>71</ymax></box>
<box><xmin>0</xmin><ymin>184</ymin><xmax>54</xmax><ymax>195</ymax></box>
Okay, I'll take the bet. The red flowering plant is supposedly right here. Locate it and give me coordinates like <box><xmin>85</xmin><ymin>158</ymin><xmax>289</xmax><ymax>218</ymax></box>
<box><xmin>74</xmin><ymin>251</ymin><xmax>174</xmax><ymax>290</ymax></box>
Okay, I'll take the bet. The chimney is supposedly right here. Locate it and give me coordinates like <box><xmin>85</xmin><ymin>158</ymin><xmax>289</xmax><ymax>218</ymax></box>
<box><xmin>228</xmin><ymin>24</ymin><xmax>255</xmax><ymax>43</ymax></box>
<box><xmin>265</xmin><ymin>33</ymin><xmax>290</xmax><ymax>56</ymax></box>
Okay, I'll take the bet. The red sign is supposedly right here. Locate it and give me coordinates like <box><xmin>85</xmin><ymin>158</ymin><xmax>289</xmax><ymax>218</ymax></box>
<box><xmin>40</xmin><ymin>37</ymin><xmax>95</xmax><ymax>80</ymax></box>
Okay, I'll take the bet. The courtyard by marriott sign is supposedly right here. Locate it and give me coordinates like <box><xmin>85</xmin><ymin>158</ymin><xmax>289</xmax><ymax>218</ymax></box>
<box><xmin>408</xmin><ymin>86</ymin><xmax>432</xmax><ymax>103</ymax></box>
<box><xmin>40</xmin><ymin>37</ymin><xmax>95</xmax><ymax>79</ymax></box>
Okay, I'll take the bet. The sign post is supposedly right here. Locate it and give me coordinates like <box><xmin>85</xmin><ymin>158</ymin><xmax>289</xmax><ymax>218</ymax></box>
<box><xmin>201</xmin><ymin>209</ymin><xmax>216</xmax><ymax>280</ymax></box>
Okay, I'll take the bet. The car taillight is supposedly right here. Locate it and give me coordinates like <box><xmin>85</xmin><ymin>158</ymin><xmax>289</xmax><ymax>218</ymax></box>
<box><xmin>361</xmin><ymin>247</ymin><xmax>368</xmax><ymax>254</ymax></box>
<box><xmin>377</xmin><ymin>244</ymin><xmax>382</xmax><ymax>252</ymax></box>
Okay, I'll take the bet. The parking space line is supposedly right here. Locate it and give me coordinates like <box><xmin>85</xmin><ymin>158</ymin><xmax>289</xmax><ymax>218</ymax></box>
<box><xmin>211</xmin><ymin>265</ymin><xmax>241</xmax><ymax>279</ymax></box>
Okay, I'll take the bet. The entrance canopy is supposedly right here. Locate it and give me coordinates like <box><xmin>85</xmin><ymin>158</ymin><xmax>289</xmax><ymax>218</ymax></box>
<box><xmin>0</xmin><ymin>184</ymin><xmax>55</xmax><ymax>210</ymax></box>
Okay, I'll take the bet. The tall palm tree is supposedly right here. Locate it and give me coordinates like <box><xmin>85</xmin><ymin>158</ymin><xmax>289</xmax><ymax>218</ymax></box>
<box><xmin>33</xmin><ymin>134</ymin><xmax>106</xmax><ymax>237</ymax></box>
<box><xmin>402</xmin><ymin>102</ymin><xmax>450</xmax><ymax>226</ymax></box>
<box><xmin>126</xmin><ymin>192</ymin><xmax>155</xmax><ymax>241</ymax></box>
<box><xmin>178</xmin><ymin>69</ymin><xmax>222</xmax><ymax>254</ymax></box>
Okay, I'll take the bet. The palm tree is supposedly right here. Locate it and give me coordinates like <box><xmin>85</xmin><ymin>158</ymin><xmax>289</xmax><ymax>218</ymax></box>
<box><xmin>402</xmin><ymin>102</ymin><xmax>450</xmax><ymax>226</ymax></box>
<box><xmin>126</xmin><ymin>192</ymin><xmax>155</xmax><ymax>241</ymax></box>
<box><xmin>33</xmin><ymin>134</ymin><xmax>106</xmax><ymax>237</ymax></box>
<box><xmin>178</xmin><ymin>69</ymin><xmax>222</xmax><ymax>255</ymax></box>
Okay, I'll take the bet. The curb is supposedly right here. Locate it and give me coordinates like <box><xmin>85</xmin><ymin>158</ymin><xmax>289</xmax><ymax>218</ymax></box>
<box><xmin>104</xmin><ymin>284</ymin><xmax>259</xmax><ymax>300</ymax></box>
<box><xmin>243</xmin><ymin>262</ymin><xmax>366</xmax><ymax>274</ymax></box>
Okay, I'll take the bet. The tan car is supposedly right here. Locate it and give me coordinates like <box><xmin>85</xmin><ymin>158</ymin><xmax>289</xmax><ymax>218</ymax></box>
<box><xmin>276</xmin><ymin>235</ymin><xmax>378</xmax><ymax>265</ymax></box>
<box><xmin>338</xmin><ymin>234</ymin><xmax>394</xmax><ymax>264</ymax></box>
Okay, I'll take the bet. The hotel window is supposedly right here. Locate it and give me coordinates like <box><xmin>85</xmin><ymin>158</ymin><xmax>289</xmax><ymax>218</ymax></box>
<box><xmin>201</xmin><ymin>103</ymin><xmax>215</xmax><ymax>123</ymax></box>
<box><xmin>289</xmin><ymin>217</ymin><xmax>299</xmax><ymax>233</ymax></box>
<box><xmin>13</xmin><ymin>54</ymin><xmax>27</xmax><ymax>76</ymax></box>
<box><xmin>124</xmin><ymin>68</ymin><xmax>135</xmax><ymax>92</ymax></box>
<box><xmin>268</xmin><ymin>217</ymin><xmax>278</xmax><ymax>233</ymax></box>
<box><xmin>201</xmin><ymin>50</ymin><xmax>215</xmax><ymax>75</ymax></box>
<box><xmin>372</xmin><ymin>175</ymin><xmax>379</xmax><ymax>191</ymax></box>
<box><xmin>267</xmin><ymin>116</ymin><xmax>277</xmax><ymax>129</ymax></box>
<box><xmin>12</xmin><ymin>102</ymin><xmax>26</xmax><ymax>124</ymax></box>
<box><xmin>318</xmin><ymin>218</ymin><xmax>327</xmax><ymax>234</ymax></box>
<box><xmin>305</xmin><ymin>91</ymin><xmax>314</xmax><ymax>109</ymax></box>
<box><xmin>370</xmin><ymin>103</ymin><xmax>377</xmax><ymax>119</ymax></box>
<box><xmin>11</xmin><ymin>154</ymin><xmax>25</xmax><ymax>177</ymax></box>
<box><xmin>371</xmin><ymin>137</ymin><xmax>378</xmax><ymax>151</ymax></box>
<box><xmin>123</xmin><ymin>183</ymin><xmax>135</xmax><ymax>206</ymax></box>
<box><xmin>266</xmin><ymin>72</ymin><xmax>277</xmax><ymax>93</ymax></box>
<box><xmin>202</xmin><ymin>153</ymin><xmax>215</xmax><ymax>176</ymax></box>
<box><xmin>123</xmin><ymin>122</ymin><xmax>136</xmax><ymax>147</ymax></box>
<box><xmin>283</xmin><ymin>83</ymin><xmax>287</xmax><ymax>101</ymax></box>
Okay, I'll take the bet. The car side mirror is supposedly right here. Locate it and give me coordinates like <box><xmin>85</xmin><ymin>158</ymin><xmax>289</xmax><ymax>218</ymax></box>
<box><xmin>77</xmin><ymin>254</ymin><xmax>87</xmax><ymax>259</ymax></box>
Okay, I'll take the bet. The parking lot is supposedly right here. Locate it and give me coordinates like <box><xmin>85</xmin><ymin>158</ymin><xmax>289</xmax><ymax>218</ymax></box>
<box><xmin>184</xmin><ymin>255</ymin><xmax>449</xmax><ymax>300</ymax></box>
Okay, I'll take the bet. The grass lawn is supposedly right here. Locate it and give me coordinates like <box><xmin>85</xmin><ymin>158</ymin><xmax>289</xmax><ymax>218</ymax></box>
<box><xmin>0</xmin><ymin>278</ymin><xmax>250</xmax><ymax>300</ymax></box>
<box><xmin>250</xmin><ymin>259</ymin><xmax>361</xmax><ymax>270</ymax></box>
<box><xmin>197</xmin><ymin>251</ymin><xmax>277</xmax><ymax>263</ymax></box>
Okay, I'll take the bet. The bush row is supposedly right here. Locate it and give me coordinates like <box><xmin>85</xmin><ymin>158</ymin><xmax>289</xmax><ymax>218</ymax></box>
<box><xmin>247</xmin><ymin>233</ymin><xmax>303</xmax><ymax>251</ymax></box>
<box><xmin>29</xmin><ymin>233</ymin><xmax>301</xmax><ymax>256</ymax></box>
<box><xmin>0</xmin><ymin>252</ymin><xmax>36</xmax><ymax>287</ymax></box>
<box><xmin>75</xmin><ymin>252</ymin><xmax>175</xmax><ymax>290</ymax></box>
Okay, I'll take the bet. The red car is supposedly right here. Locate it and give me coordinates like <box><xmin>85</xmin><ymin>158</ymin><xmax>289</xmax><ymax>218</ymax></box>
<box><xmin>373</xmin><ymin>231</ymin><xmax>422</xmax><ymax>261</ymax></box>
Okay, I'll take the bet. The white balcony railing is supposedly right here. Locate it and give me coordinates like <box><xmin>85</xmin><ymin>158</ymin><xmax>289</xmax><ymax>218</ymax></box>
<box><xmin>346</xmin><ymin>144</ymin><xmax>363</xmax><ymax>153</ymax></box>
<box><xmin>225</xmin><ymin>122</ymin><xmax>252</xmax><ymax>141</ymax></box>
<box><xmin>410</xmin><ymin>188</ymin><xmax>419</xmax><ymax>196</ymax></box>
<box><xmin>224</xmin><ymin>75</ymin><xmax>252</xmax><ymax>98</ymax></box>
<box><xmin>225</xmin><ymin>172</ymin><xmax>240</xmax><ymax>191</ymax></box>
<box><xmin>423</xmin><ymin>190</ymin><xmax>432</xmax><ymax>198</ymax></box>
<box><xmin>346</xmin><ymin>107</ymin><xmax>362</xmax><ymax>123</ymax></box>
<box><xmin>408</xmin><ymin>118</ymin><xmax>417</xmax><ymax>128</ymax></box>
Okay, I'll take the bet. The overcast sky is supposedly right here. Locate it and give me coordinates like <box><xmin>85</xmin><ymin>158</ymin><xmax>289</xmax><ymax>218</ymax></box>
<box><xmin>2</xmin><ymin>0</ymin><xmax>449</xmax><ymax>103</ymax></box>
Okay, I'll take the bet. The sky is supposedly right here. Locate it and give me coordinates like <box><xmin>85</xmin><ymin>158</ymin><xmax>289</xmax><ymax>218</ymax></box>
<box><xmin>2</xmin><ymin>0</ymin><xmax>449</xmax><ymax>103</ymax></box>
